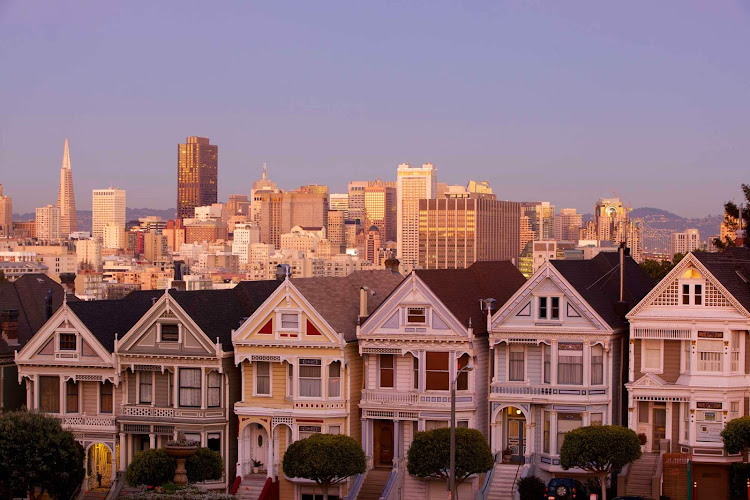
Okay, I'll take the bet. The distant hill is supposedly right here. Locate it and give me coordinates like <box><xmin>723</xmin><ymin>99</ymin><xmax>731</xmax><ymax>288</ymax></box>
<box><xmin>630</xmin><ymin>207</ymin><xmax>722</xmax><ymax>254</ymax></box>
<box><xmin>13</xmin><ymin>207</ymin><xmax>176</xmax><ymax>233</ymax></box>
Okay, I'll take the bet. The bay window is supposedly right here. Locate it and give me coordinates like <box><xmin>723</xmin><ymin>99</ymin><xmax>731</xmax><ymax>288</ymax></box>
<box><xmin>299</xmin><ymin>359</ymin><xmax>322</xmax><ymax>397</ymax></box>
<box><xmin>457</xmin><ymin>353</ymin><xmax>469</xmax><ymax>390</ymax></box>
<box><xmin>207</xmin><ymin>371</ymin><xmax>221</xmax><ymax>407</ymax></box>
<box><xmin>328</xmin><ymin>361</ymin><xmax>341</xmax><ymax>398</ymax></box>
<box><xmin>66</xmin><ymin>380</ymin><xmax>78</xmax><ymax>413</ymax></box>
<box><xmin>557</xmin><ymin>413</ymin><xmax>582</xmax><ymax>454</ymax></box>
<box><xmin>39</xmin><ymin>376</ymin><xmax>59</xmax><ymax>413</ymax></box>
<box><xmin>697</xmin><ymin>339</ymin><xmax>722</xmax><ymax>372</ymax></box>
<box><xmin>179</xmin><ymin>368</ymin><xmax>201</xmax><ymax>407</ymax></box>
<box><xmin>558</xmin><ymin>343</ymin><xmax>583</xmax><ymax>385</ymax></box>
<box><xmin>425</xmin><ymin>352</ymin><xmax>449</xmax><ymax>391</ymax></box>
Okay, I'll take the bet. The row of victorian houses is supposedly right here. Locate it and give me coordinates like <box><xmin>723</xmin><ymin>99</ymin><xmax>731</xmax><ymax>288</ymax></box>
<box><xmin>3</xmin><ymin>247</ymin><xmax>750</xmax><ymax>499</ymax></box>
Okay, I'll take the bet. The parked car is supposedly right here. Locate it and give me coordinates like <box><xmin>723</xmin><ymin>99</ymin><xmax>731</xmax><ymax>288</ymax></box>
<box><xmin>545</xmin><ymin>478</ymin><xmax>588</xmax><ymax>500</ymax></box>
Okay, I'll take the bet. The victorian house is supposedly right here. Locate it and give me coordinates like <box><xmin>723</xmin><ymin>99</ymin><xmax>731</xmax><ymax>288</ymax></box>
<box><xmin>357</xmin><ymin>262</ymin><xmax>526</xmax><ymax>500</ymax></box>
<box><xmin>625</xmin><ymin>248</ymin><xmax>750</xmax><ymax>500</ymax></box>
<box><xmin>488</xmin><ymin>252</ymin><xmax>652</xmax><ymax>486</ymax></box>
<box><xmin>232</xmin><ymin>270</ymin><xmax>403</xmax><ymax>500</ymax></box>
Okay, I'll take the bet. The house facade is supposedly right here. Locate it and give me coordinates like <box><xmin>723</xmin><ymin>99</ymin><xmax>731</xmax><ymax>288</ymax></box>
<box><xmin>232</xmin><ymin>270</ymin><xmax>403</xmax><ymax>500</ymax></box>
<box><xmin>357</xmin><ymin>262</ymin><xmax>526</xmax><ymax>499</ymax></box>
<box><xmin>489</xmin><ymin>253</ymin><xmax>652</xmax><ymax>481</ymax></box>
<box><xmin>626</xmin><ymin>248</ymin><xmax>750</xmax><ymax>499</ymax></box>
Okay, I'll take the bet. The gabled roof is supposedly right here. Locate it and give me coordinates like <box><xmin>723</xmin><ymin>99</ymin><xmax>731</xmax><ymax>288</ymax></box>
<box><xmin>0</xmin><ymin>274</ymin><xmax>68</xmax><ymax>355</ymax></box>
<box><xmin>291</xmin><ymin>270</ymin><xmax>404</xmax><ymax>342</ymax></box>
<box><xmin>415</xmin><ymin>261</ymin><xmax>527</xmax><ymax>334</ymax></box>
<box><xmin>550</xmin><ymin>252</ymin><xmax>654</xmax><ymax>329</ymax></box>
<box><xmin>692</xmin><ymin>247</ymin><xmax>750</xmax><ymax>313</ymax></box>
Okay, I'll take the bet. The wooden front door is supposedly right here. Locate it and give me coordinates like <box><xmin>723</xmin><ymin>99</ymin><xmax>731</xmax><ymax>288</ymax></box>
<box><xmin>652</xmin><ymin>408</ymin><xmax>666</xmax><ymax>451</ymax></box>
<box><xmin>507</xmin><ymin>418</ymin><xmax>525</xmax><ymax>463</ymax></box>
<box><xmin>375</xmin><ymin>420</ymin><xmax>394</xmax><ymax>467</ymax></box>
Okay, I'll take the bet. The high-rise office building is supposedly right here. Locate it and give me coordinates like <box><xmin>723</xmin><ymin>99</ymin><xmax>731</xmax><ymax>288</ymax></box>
<box><xmin>258</xmin><ymin>191</ymin><xmax>328</xmax><ymax>248</ymax></box>
<box><xmin>57</xmin><ymin>138</ymin><xmax>77</xmax><ymax>237</ymax></box>
<box><xmin>327</xmin><ymin>210</ymin><xmax>346</xmax><ymax>246</ymax></box>
<box><xmin>329</xmin><ymin>194</ymin><xmax>349</xmax><ymax>215</ymax></box>
<box><xmin>250</xmin><ymin>163</ymin><xmax>280</xmax><ymax>224</ymax></box>
<box><xmin>671</xmin><ymin>229</ymin><xmax>701</xmax><ymax>257</ymax></box>
<box><xmin>521</xmin><ymin>201</ymin><xmax>555</xmax><ymax>243</ymax></box>
<box><xmin>554</xmin><ymin>208</ymin><xmax>583</xmax><ymax>241</ymax></box>
<box><xmin>363</xmin><ymin>226</ymin><xmax>382</xmax><ymax>264</ymax></box>
<box><xmin>0</xmin><ymin>184</ymin><xmax>12</xmax><ymax>237</ymax></box>
<box><xmin>364</xmin><ymin>185</ymin><xmax>396</xmax><ymax>242</ymax></box>
<box><xmin>177</xmin><ymin>137</ymin><xmax>218</xmax><ymax>220</ymax></box>
<box><xmin>418</xmin><ymin>197</ymin><xmax>520</xmax><ymax>269</ymax></box>
<box><xmin>35</xmin><ymin>205</ymin><xmax>61</xmax><ymax>242</ymax></box>
<box><xmin>226</xmin><ymin>194</ymin><xmax>251</xmax><ymax>218</ymax></box>
<box><xmin>347</xmin><ymin>181</ymin><xmax>368</xmax><ymax>224</ymax></box>
<box><xmin>76</xmin><ymin>238</ymin><xmax>102</xmax><ymax>272</ymax></box>
<box><xmin>92</xmin><ymin>188</ymin><xmax>127</xmax><ymax>241</ymax></box>
<box><xmin>594</xmin><ymin>197</ymin><xmax>629</xmax><ymax>243</ymax></box>
<box><xmin>397</xmin><ymin>163</ymin><xmax>437</xmax><ymax>269</ymax></box>
<box><xmin>102</xmin><ymin>223</ymin><xmax>127</xmax><ymax>250</ymax></box>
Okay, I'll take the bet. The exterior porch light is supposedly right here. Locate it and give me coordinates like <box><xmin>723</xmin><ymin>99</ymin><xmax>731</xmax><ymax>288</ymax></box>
<box><xmin>450</xmin><ymin>362</ymin><xmax>474</xmax><ymax>500</ymax></box>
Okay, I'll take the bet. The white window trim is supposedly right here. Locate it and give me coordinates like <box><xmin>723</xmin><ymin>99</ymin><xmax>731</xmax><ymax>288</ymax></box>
<box><xmin>678</xmin><ymin>280</ymin><xmax>704</xmax><ymax>307</ymax></box>
<box><xmin>55</xmin><ymin>329</ymin><xmax>79</xmax><ymax>354</ymax></box>
<box><xmin>276</xmin><ymin>309</ymin><xmax>301</xmax><ymax>333</ymax></box>
<box><xmin>206</xmin><ymin>370</ymin><xmax>222</xmax><ymax>407</ymax></box>
<box><xmin>157</xmin><ymin>322</ymin><xmax>181</xmax><ymax>343</ymax></box>
<box><xmin>535</xmin><ymin>295</ymin><xmax>563</xmax><ymax>322</ymax></box>
<box><xmin>297</xmin><ymin>358</ymin><xmax>323</xmax><ymax>399</ymax></box>
<box><xmin>327</xmin><ymin>360</ymin><xmax>343</xmax><ymax>399</ymax></box>
<box><xmin>377</xmin><ymin>354</ymin><xmax>395</xmax><ymax>390</ymax></box>
<box><xmin>405</xmin><ymin>306</ymin><xmax>428</xmax><ymax>326</ymax></box>
<box><xmin>641</xmin><ymin>339</ymin><xmax>664</xmax><ymax>373</ymax></box>
<box><xmin>286</xmin><ymin>361</ymin><xmax>294</xmax><ymax>398</ymax></box>
<box><xmin>590</xmin><ymin>343</ymin><xmax>605</xmax><ymax>386</ymax></box>
<box><xmin>696</xmin><ymin>338</ymin><xmax>724</xmax><ymax>374</ymax></box>
<box><xmin>506</xmin><ymin>344</ymin><xmax>526</xmax><ymax>383</ymax></box>
<box><xmin>65</xmin><ymin>379</ymin><xmax>80</xmax><ymax>414</ymax></box>
<box><xmin>253</xmin><ymin>361</ymin><xmax>272</xmax><ymax>398</ymax></box>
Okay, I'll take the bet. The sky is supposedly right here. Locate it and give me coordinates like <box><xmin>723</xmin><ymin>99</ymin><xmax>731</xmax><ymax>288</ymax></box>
<box><xmin>1</xmin><ymin>1</ymin><xmax>749</xmax><ymax>217</ymax></box>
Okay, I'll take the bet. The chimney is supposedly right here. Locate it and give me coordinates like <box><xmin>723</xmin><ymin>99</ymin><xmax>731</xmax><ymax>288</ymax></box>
<box><xmin>614</xmin><ymin>242</ymin><xmax>628</xmax><ymax>318</ymax></box>
<box><xmin>1</xmin><ymin>309</ymin><xmax>19</xmax><ymax>346</ymax></box>
<box><xmin>384</xmin><ymin>258</ymin><xmax>401</xmax><ymax>275</ymax></box>
<box><xmin>359</xmin><ymin>287</ymin><xmax>369</xmax><ymax>318</ymax></box>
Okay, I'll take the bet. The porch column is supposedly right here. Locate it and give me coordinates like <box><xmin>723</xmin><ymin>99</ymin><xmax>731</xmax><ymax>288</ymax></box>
<box><xmin>525</xmin><ymin>408</ymin><xmax>534</xmax><ymax>459</ymax></box>
<box><xmin>267</xmin><ymin>427</ymin><xmax>274</xmax><ymax>479</ymax></box>
<box><xmin>687</xmin><ymin>401</ymin><xmax>695</xmax><ymax>446</ymax></box>
<box><xmin>84</xmin><ymin>446</ymin><xmax>90</xmax><ymax>482</ymax></box>
<box><xmin>201</xmin><ymin>369</ymin><xmax>207</xmax><ymax>410</ymax></box>
<box><xmin>110</xmin><ymin>444</ymin><xmax>117</xmax><ymax>482</ymax></box>
<box><xmin>172</xmin><ymin>368</ymin><xmax>179</xmax><ymax>408</ymax></box>
<box><xmin>119</xmin><ymin>432</ymin><xmax>127</xmax><ymax>471</ymax></box>
<box><xmin>59</xmin><ymin>376</ymin><xmax>66</xmax><ymax>414</ymax></box>
<box><xmin>550</xmin><ymin>411</ymin><xmax>558</xmax><ymax>456</ymax></box>
<box><xmin>127</xmin><ymin>434</ymin><xmax>133</xmax><ymax>468</ymax></box>
<box><xmin>32</xmin><ymin>374</ymin><xmax>39</xmax><ymax>410</ymax></box>
<box><xmin>490</xmin><ymin>420</ymin><xmax>500</xmax><ymax>454</ymax></box>
<box><xmin>149</xmin><ymin>432</ymin><xmax>155</xmax><ymax>449</ymax></box>
<box><xmin>25</xmin><ymin>378</ymin><xmax>32</xmax><ymax>409</ymax></box>
<box><xmin>550</xmin><ymin>341</ymin><xmax>558</xmax><ymax>385</ymax></box>
<box><xmin>237</xmin><ymin>429</ymin><xmax>244</xmax><ymax>477</ymax></box>
<box><xmin>393</xmin><ymin>420</ymin><xmax>400</xmax><ymax>465</ymax></box>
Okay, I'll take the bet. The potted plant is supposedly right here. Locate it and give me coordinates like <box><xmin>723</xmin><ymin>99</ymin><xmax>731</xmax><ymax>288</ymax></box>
<box><xmin>252</xmin><ymin>459</ymin><xmax>263</xmax><ymax>474</ymax></box>
<box><xmin>637</xmin><ymin>433</ymin><xmax>648</xmax><ymax>452</ymax></box>
<box><xmin>501</xmin><ymin>447</ymin><xmax>513</xmax><ymax>463</ymax></box>
<box><xmin>165</xmin><ymin>432</ymin><xmax>199</xmax><ymax>485</ymax></box>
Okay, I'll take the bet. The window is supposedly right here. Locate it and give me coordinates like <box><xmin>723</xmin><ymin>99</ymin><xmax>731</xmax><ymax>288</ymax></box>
<box><xmin>591</xmin><ymin>344</ymin><xmax>604</xmax><ymax>385</ymax></box>
<box><xmin>539</xmin><ymin>297</ymin><xmax>548</xmax><ymax>319</ymax></box>
<box><xmin>100</xmin><ymin>381</ymin><xmax>113</xmax><ymax>414</ymax></box>
<box><xmin>682</xmin><ymin>284</ymin><xmax>690</xmax><ymax>305</ymax></box>
<box><xmin>509</xmin><ymin>345</ymin><xmax>525</xmax><ymax>382</ymax></box>
<box><xmin>643</xmin><ymin>340</ymin><xmax>661</xmax><ymax>371</ymax></box>
<box><xmin>328</xmin><ymin>361</ymin><xmax>341</xmax><ymax>398</ymax></box>
<box><xmin>66</xmin><ymin>380</ymin><xmax>78</xmax><ymax>413</ymax></box>
<box><xmin>379</xmin><ymin>354</ymin><xmax>394</xmax><ymax>388</ymax></box>
<box><xmin>139</xmin><ymin>372</ymin><xmax>152</xmax><ymax>404</ymax></box>
<box><xmin>281</xmin><ymin>313</ymin><xmax>299</xmax><ymax>330</ymax></box>
<box><xmin>731</xmin><ymin>401</ymin><xmax>740</xmax><ymax>419</ymax></box>
<box><xmin>557</xmin><ymin>413</ymin><xmax>582</xmax><ymax>454</ymax></box>
<box><xmin>683</xmin><ymin>340</ymin><xmax>691</xmax><ymax>372</ymax></box>
<box><xmin>457</xmin><ymin>353</ymin><xmax>470</xmax><ymax>390</ymax></box>
<box><xmin>59</xmin><ymin>333</ymin><xmax>76</xmax><ymax>351</ymax></box>
<box><xmin>207</xmin><ymin>433</ymin><xmax>221</xmax><ymax>453</ymax></box>
<box><xmin>179</xmin><ymin>368</ymin><xmax>202</xmax><ymax>407</ymax></box>
<box><xmin>407</xmin><ymin>307</ymin><xmax>426</xmax><ymax>323</ymax></box>
<box><xmin>299</xmin><ymin>425</ymin><xmax>322</xmax><ymax>440</ymax></box>
<box><xmin>425</xmin><ymin>420</ymin><xmax>449</xmax><ymax>431</ymax></box>
<box><xmin>590</xmin><ymin>413</ymin><xmax>603</xmax><ymax>426</ymax></box>
<box><xmin>299</xmin><ymin>359</ymin><xmax>322</xmax><ymax>397</ymax></box>
<box><xmin>543</xmin><ymin>412</ymin><xmax>550</xmax><ymax>454</ymax></box>
<box><xmin>39</xmin><ymin>376</ymin><xmax>59</xmax><ymax>413</ymax></box>
<box><xmin>684</xmin><ymin>404</ymin><xmax>689</xmax><ymax>441</ymax></box>
<box><xmin>413</xmin><ymin>356</ymin><xmax>419</xmax><ymax>390</ymax></box>
<box><xmin>558</xmin><ymin>343</ymin><xmax>583</xmax><ymax>385</ymax></box>
<box><xmin>543</xmin><ymin>344</ymin><xmax>551</xmax><ymax>384</ymax></box>
<box><xmin>160</xmin><ymin>324</ymin><xmax>179</xmax><ymax>342</ymax></box>
<box><xmin>695</xmin><ymin>284</ymin><xmax>702</xmax><ymax>305</ymax></box>
<box><xmin>551</xmin><ymin>297</ymin><xmax>560</xmax><ymax>320</ymax></box>
<box><xmin>207</xmin><ymin>371</ymin><xmax>221</xmax><ymax>407</ymax></box>
<box><xmin>425</xmin><ymin>352</ymin><xmax>449</xmax><ymax>391</ymax></box>
<box><xmin>732</xmin><ymin>331</ymin><xmax>741</xmax><ymax>373</ymax></box>
<box><xmin>328</xmin><ymin>425</ymin><xmax>341</xmax><ymax>435</ymax></box>
<box><xmin>638</xmin><ymin>401</ymin><xmax>649</xmax><ymax>423</ymax></box>
<box><xmin>255</xmin><ymin>362</ymin><xmax>270</xmax><ymax>395</ymax></box>
<box><xmin>287</xmin><ymin>363</ymin><xmax>294</xmax><ymax>397</ymax></box>
<box><xmin>697</xmin><ymin>340</ymin><xmax>722</xmax><ymax>372</ymax></box>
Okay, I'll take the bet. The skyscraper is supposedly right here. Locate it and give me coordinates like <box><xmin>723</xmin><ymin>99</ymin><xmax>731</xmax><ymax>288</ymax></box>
<box><xmin>250</xmin><ymin>163</ymin><xmax>279</xmax><ymax>224</ymax></box>
<box><xmin>594</xmin><ymin>197</ymin><xmax>628</xmax><ymax>243</ymax></box>
<box><xmin>57</xmin><ymin>138</ymin><xmax>77</xmax><ymax>237</ymax></box>
<box><xmin>177</xmin><ymin>137</ymin><xmax>218</xmax><ymax>220</ymax></box>
<box><xmin>258</xmin><ymin>191</ymin><xmax>328</xmax><ymax>248</ymax></box>
<box><xmin>364</xmin><ymin>185</ymin><xmax>396</xmax><ymax>242</ymax></box>
<box><xmin>0</xmin><ymin>184</ymin><xmax>12</xmax><ymax>238</ymax></box>
<box><xmin>92</xmin><ymin>188</ymin><xmax>127</xmax><ymax>241</ymax></box>
<box><xmin>554</xmin><ymin>208</ymin><xmax>583</xmax><ymax>241</ymax></box>
<box><xmin>397</xmin><ymin>162</ymin><xmax>437</xmax><ymax>269</ymax></box>
<box><xmin>36</xmin><ymin>205</ymin><xmax>61</xmax><ymax>242</ymax></box>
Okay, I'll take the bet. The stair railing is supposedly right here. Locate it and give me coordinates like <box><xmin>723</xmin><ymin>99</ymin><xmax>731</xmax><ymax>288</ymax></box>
<box><xmin>343</xmin><ymin>471</ymin><xmax>366</xmax><ymax>500</ymax></box>
<box><xmin>379</xmin><ymin>465</ymin><xmax>400</xmax><ymax>500</ymax></box>
<box><xmin>475</xmin><ymin>453</ymin><xmax>499</xmax><ymax>500</ymax></box>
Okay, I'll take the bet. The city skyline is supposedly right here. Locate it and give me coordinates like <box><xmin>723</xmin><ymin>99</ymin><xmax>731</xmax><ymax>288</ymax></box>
<box><xmin>2</xmin><ymin>2</ymin><xmax>749</xmax><ymax>216</ymax></box>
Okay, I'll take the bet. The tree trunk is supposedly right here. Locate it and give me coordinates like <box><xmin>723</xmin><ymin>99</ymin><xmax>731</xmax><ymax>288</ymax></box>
<box><xmin>600</xmin><ymin>472</ymin><xmax>607</xmax><ymax>500</ymax></box>
<box><xmin>322</xmin><ymin>482</ymin><xmax>329</xmax><ymax>500</ymax></box>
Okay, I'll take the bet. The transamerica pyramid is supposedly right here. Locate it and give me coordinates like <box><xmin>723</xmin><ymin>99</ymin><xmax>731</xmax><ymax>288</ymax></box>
<box><xmin>57</xmin><ymin>138</ymin><xmax>77</xmax><ymax>237</ymax></box>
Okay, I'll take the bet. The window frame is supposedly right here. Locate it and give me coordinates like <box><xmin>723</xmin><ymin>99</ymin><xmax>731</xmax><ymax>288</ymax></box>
<box><xmin>378</xmin><ymin>354</ymin><xmax>395</xmax><ymax>389</ymax></box>
<box><xmin>641</xmin><ymin>339</ymin><xmax>663</xmax><ymax>373</ymax></box>
<box><xmin>66</xmin><ymin>379</ymin><xmax>79</xmax><ymax>414</ymax></box>
<box><xmin>696</xmin><ymin>338</ymin><xmax>723</xmax><ymax>373</ymax></box>
<box><xmin>508</xmin><ymin>344</ymin><xmax>525</xmax><ymax>382</ymax></box>
<box><xmin>328</xmin><ymin>361</ymin><xmax>342</xmax><ymax>398</ymax></box>
<box><xmin>276</xmin><ymin>310</ymin><xmax>301</xmax><ymax>332</ymax></box>
<box><xmin>536</xmin><ymin>295</ymin><xmax>563</xmax><ymax>321</ymax></box>
<box><xmin>179</xmin><ymin>368</ymin><xmax>202</xmax><ymax>408</ymax></box>
<box><xmin>425</xmin><ymin>351</ymin><xmax>449</xmax><ymax>391</ymax></box>
<box><xmin>138</xmin><ymin>371</ymin><xmax>153</xmax><ymax>404</ymax></box>
<box><xmin>557</xmin><ymin>342</ymin><xmax>583</xmax><ymax>385</ymax></box>
<box><xmin>456</xmin><ymin>353</ymin><xmax>470</xmax><ymax>391</ymax></box>
<box><xmin>406</xmin><ymin>307</ymin><xmax>427</xmax><ymax>324</ymax></box>
<box><xmin>298</xmin><ymin>358</ymin><xmax>322</xmax><ymax>398</ymax></box>
<box><xmin>100</xmin><ymin>380</ymin><xmax>114</xmax><ymax>414</ymax></box>
<box><xmin>39</xmin><ymin>375</ymin><xmax>60</xmax><ymax>413</ymax></box>
<box><xmin>254</xmin><ymin>361</ymin><xmax>271</xmax><ymax>397</ymax></box>
<box><xmin>590</xmin><ymin>344</ymin><xmax>604</xmax><ymax>385</ymax></box>
<box><xmin>59</xmin><ymin>332</ymin><xmax>77</xmax><ymax>351</ymax></box>
<box><xmin>679</xmin><ymin>280</ymin><xmax>705</xmax><ymax>307</ymax></box>
<box><xmin>158</xmin><ymin>323</ymin><xmax>180</xmax><ymax>343</ymax></box>
<box><xmin>207</xmin><ymin>371</ymin><xmax>221</xmax><ymax>407</ymax></box>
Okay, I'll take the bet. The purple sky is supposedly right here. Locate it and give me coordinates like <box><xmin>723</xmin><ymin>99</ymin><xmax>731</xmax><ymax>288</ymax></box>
<box><xmin>2</xmin><ymin>1</ymin><xmax>749</xmax><ymax>217</ymax></box>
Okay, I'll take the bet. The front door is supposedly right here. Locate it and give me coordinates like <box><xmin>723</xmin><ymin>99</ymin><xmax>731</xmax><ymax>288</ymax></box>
<box><xmin>251</xmin><ymin>424</ymin><xmax>268</xmax><ymax>470</ymax></box>
<box><xmin>375</xmin><ymin>420</ymin><xmax>394</xmax><ymax>467</ymax></box>
<box><xmin>652</xmin><ymin>408</ymin><xmax>666</xmax><ymax>451</ymax></box>
<box><xmin>507</xmin><ymin>418</ymin><xmax>525</xmax><ymax>463</ymax></box>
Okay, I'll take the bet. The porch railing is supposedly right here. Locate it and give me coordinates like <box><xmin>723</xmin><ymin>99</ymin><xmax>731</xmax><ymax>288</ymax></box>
<box><xmin>490</xmin><ymin>384</ymin><xmax>607</xmax><ymax>397</ymax></box>
<box><xmin>362</xmin><ymin>390</ymin><xmax>473</xmax><ymax>406</ymax></box>
<box><xmin>57</xmin><ymin>415</ymin><xmax>116</xmax><ymax>428</ymax></box>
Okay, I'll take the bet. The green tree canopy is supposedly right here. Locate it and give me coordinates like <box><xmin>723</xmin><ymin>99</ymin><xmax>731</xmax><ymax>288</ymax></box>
<box><xmin>282</xmin><ymin>433</ymin><xmax>366</xmax><ymax>499</ymax></box>
<box><xmin>125</xmin><ymin>448</ymin><xmax>176</xmax><ymax>487</ymax></box>
<box><xmin>714</xmin><ymin>183</ymin><xmax>750</xmax><ymax>250</ymax></box>
<box><xmin>559</xmin><ymin>425</ymin><xmax>641</xmax><ymax>500</ymax></box>
<box><xmin>0</xmin><ymin>410</ymin><xmax>85</xmax><ymax>500</ymax></box>
<box><xmin>406</xmin><ymin>427</ymin><xmax>494</xmax><ymax>488</ymax></box>
<box><xmin>721</xmin><ymin>416</ymin><xmax>750</xmax><ymax>455</ymax></box>
<box><xmin>185</xmin><ymin>447</ymin><xmax>224</xmax><ymax>483</ymax></box>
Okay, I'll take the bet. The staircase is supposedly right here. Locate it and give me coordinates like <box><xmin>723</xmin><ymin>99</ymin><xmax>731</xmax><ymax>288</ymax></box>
<box><xmin>488</xmin><ymin>464</ymin><xmax>522</xmax><ymax>500</ymax></box>
<box><xmin>237</xmin><ymin>474</ymin><xmax>267</xmax><ymax>500</ymax></box>
<box><xmin>357</xmin><ymin>468</ymin><xmax>392</xmax><ymax>500</ymax></box>
<box><xmin>625</xmin><ymin>452</ymin><xmax>659</xmax><ymax>497</ymax></box>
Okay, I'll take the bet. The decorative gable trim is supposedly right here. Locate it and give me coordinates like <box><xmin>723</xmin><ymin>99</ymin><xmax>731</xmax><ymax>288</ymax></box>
<box><xmin>307</xmin><ymin>320</ymin><xmax>322</xmax><ymax>336</ymax></box>
<box><xmin>516</xmin><ymin>302</ymin><xmax>531</xmax><ymax>317</ymax></box>
<box><xmin>566</xmin><ymin>303</ymin><xmax>581</xmax><ymax>318</ymax></box>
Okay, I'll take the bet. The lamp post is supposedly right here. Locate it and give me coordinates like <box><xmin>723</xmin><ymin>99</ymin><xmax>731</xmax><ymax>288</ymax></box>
<box><xmin>449</xmin><ymin>362</ymin><xmax>474</xmax><ymax>500</ymax></box>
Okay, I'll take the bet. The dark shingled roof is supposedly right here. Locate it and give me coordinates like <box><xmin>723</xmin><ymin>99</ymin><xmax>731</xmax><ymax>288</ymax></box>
<box><xmin>415</xmin><ymin>261</ymin><xmax>528</xmax><ymax>334</ymax></box>
<box><xmin>291</xmin><ymin>270</ymin><xmax>404</xmax><ymax>342</ymax></box>
<box><xmin>74</xmin><ymin>280</ymin><xmax>282</xmax><ymax>352</ymax></box>
<box><xmin>693</xmin><ymin>247</ymin><xmax>750</xmax><ymax>312</ymax></box>
<box><xmin>551</xmin><ymin>252</ymin><xmax>655</xmax><ymax>330</ymax></box>
<box><xmin>0</xmin><ymin>274</ymin><xmax>67</xmax><ymax>355</ymax></box>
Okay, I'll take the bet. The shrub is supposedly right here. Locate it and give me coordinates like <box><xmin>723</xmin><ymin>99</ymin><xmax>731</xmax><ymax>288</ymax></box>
<box><xmin>729</xmin><ymin>463</ymin><xmax>750</xmax><ymax>500</ymax></box>
<box><xmin>125</xmin><ymin>449</ymin><xmax>176</xmax><ymax>487</ymax></box>
<box><xmin>186</xmin><ymin>448</ymin><xmax>224</xmax><ymax>483</ymax></box>
<box><xmin>517</xmin><ymin>475</ymin><xmax>546</xmax><ymax>500</ymax></box>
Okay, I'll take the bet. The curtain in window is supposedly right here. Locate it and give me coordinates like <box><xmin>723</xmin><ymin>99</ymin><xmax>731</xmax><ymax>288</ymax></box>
<box><xmin>558</xmin><ymin>343</ymin><xmax>583</xmax><ymax>385</ymax></box>
<box><xmin>379</xmin><ymin>355</ymin><xmax>394</xmax><ymax>388</ymax></box>
<box><xmin>281</xmin><ymin>313</ymin><xmax>298</xmax><ymax>329</ymax></box>
<box><xmin>100</xmin><ymin>381</ymin><xmax>113</xmax><ymax>414</ymax></box>
<box><xmin>298</xmin><ymin>425</ymin><xmax>322</xmax><ymax>440</ymax></box>
<box><xmin>179</xmin><ymin>368</ymin><xmax>202</xmax><ymax>407</ymax></box>
<box><xmin>207</xmin><ymin>371</ymin><xmax>221</xmax><ymax>407</ymax></box>
<box><xmin>644</xmin><ymin>340</ymin><xmax>661</xmax><ymax>370</ymax></box>
<box><xmin>256</xmin><ymin>362</ymin><xmax>270</xmax><ymax>395</ymax></box>
<box><xmin>328</xmin><ymin>361</ymin><xmax>341</xmax><ymax>398</ymax></box>
<box><xmin>591</xmin><ymin>345</ymin><xmax>603</xmax><ymax>385</ymax></box>
<box><xmin>697</xmin><ymin>340</ymin><xmax>722</xmax><ymax>372</ymax></box>
<box><xmin>299</xmin><ymin>360</ymin><xmax>321</xmax><ymax>397</ymax></box>
<box><xmin>509</xmin><ymin>345</ymin><xmax>524</xmax><ymax>381</ymax></box>
<box><xmin>139</xmin><ymin>373</ymin><xmax>152</xmax><ymax>403</ymax></box>
<box><xmin>556</xmin><ymin>413</ymin><xmax>582</xmax><ymax>454</ymax></box>
<box><xmin>425</xmin><ymin>352</ymin><xmax>449</xmax><ymax>391</ymax></box>
<box><xmin>39</xmin><ymin>376</ymin><xmax>59</xmax><ymax>413</ymax></box>
<box><xmin>66</xmin><ymin>380</ymin><xmax>78</xmax><ymax>413</ymax></box>
<box><xmin>543</xmin><ymin>344</ymin><xmax>551</xmax><ymax>384</ymax></box>
<box><xmin>425</xmin><ymin>420</ymin><xmax>450</xmax><ymax>431</ymax></box>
